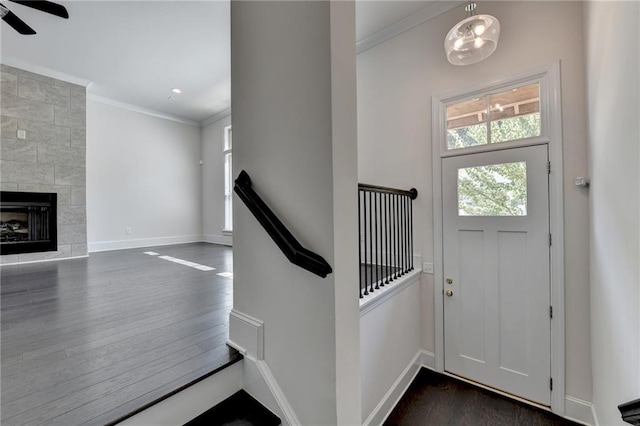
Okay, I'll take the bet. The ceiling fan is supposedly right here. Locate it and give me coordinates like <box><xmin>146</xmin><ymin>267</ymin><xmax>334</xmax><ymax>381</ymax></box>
<box><xmin>0</xmin><ymin>1</ymin><xmax>68</xmax><ymax>35</ymax></box>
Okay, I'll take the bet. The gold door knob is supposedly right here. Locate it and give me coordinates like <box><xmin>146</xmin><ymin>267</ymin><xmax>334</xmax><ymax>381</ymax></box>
<box><xmin>445</xmin><ymin>289</ymin><xmax>453</xmax><ymax>297</ymax></box>
<box><xmin>446</xmin><ymin>278</ymin><xmax>453</xmax><ymax>284</ymax></box>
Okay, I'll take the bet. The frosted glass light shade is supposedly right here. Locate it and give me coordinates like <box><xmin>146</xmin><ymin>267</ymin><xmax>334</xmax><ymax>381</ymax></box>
<box><xmin>445</xmin><ymin>14</ymin><xmax>500</xmax><ymax>66</ymax></box>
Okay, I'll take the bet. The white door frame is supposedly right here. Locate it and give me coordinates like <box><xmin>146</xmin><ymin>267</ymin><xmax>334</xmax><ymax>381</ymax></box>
<box><xmin>431</xmin><ymin>62</ymin><xmax>565</xmax><ymax>414</ymax></box>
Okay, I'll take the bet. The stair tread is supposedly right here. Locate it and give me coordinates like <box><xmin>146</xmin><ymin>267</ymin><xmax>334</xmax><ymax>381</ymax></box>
<box><xmin>184</xmin><ymin>390</ymin><xmax>281</xmax><ymax>426</ymax></box>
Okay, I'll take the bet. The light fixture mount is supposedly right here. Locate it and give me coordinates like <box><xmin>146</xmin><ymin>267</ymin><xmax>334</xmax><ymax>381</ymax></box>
<box><xmin>445</xmin><ymin>1</ymin><xmax>500</xmax><ymax>66</ymax></box>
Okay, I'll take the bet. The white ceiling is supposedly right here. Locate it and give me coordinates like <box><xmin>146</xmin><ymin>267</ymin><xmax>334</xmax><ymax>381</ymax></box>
<box><xmin>1</xmin><ymin>0</ymin><xmax>438</xmax><ymax>124</ymax></box>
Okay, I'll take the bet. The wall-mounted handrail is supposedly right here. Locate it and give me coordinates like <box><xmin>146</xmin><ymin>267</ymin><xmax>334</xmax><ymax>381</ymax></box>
<box><xmin>619</xmin><ymin>397</ymin><xmax>640</xmax><ymax>425</ymax></box>
<box><xmin>234</xmin><ymin>170</ymin><xmax>332</xmax><ymax>278</ymax></box>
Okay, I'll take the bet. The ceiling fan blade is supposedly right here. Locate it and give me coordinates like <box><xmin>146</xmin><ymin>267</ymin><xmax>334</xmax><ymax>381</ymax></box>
<box><xmin>9</xmin><ymin>0</ymin><xmax>68</xmax><ymax>19</ymax></box>
<box><xmin>1</xmin><ymin>6</ymin><xmax>36</xmax><ymax>34</ymax></box>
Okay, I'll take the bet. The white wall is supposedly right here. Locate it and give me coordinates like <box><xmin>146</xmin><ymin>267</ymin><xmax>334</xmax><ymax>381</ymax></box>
<box><xmin>357</xmin><ymin>1</ymin><xmax>592</xmax><ymax>403</ymax></box>
<box><xmin>87</xmin><ymin>100</ymin><xmax>202</xmax><ymax>251</ymax></box>
<box><xmin>202</xmin><ymin>114</ymin><xmax>232</xmax><ymax>246</ymax></box>
<box><xmin>231</xmin><ymin>1</ymin><xmax>360</xmax><ymax>424</ymax></box>
<box><xmin>360</xmin><ymin>276</ymin><xmax>421</xmax><ymax>422</ymax></box>
<box><xmin>584</xmin><ymin>2</ymin><xmax>640</xmax><ymax>425</ymax></box>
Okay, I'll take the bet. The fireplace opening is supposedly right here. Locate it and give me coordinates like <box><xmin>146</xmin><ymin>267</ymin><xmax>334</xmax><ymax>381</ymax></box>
<box><xmin>1</xmin><ymin>191</ymin><xmax>57</xmax><ymax>255</ymax></box>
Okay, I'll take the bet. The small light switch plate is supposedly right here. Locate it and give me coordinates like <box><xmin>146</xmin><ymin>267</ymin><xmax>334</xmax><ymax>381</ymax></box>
<box><xmin>423</xmin><ymin>262</ymin><xmax>434</xmax><ymax>274</ymax></box>
<box><xmin>17</xmin><ymin>129</ymin><xmax>26</xmax><ymax>140</ymax></box>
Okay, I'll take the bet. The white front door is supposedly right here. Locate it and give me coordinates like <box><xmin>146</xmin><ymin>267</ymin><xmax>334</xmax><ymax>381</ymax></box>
<box><xmin>442</xmin><ymin>144</ymin><xmax>551</xmax><ymax>405</ymax></box>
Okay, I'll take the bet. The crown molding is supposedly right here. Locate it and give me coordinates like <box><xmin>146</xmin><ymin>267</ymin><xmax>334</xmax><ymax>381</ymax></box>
<box><xmin>201</xmin><ymin>107</ymin><xmax>232</xmax><ymax>127</ymax></box>
<box><xmin>356</xmin><ymin>1</ymin><xmax>464</xmax><ymax>54</ymax></box>
<box><xmin>87</xmin><ymin>94</ymin><xmax>201</xmax><ymax>127</ymax></box>
<box><xmin>2</xmin><ymin>57</ymin><xmax>206</xmax><ymax>127</ymax></box>
<box><xmin>1</xmin><ymin>56</ymin><xmax>93</xmax><ymax>87</ymax></box>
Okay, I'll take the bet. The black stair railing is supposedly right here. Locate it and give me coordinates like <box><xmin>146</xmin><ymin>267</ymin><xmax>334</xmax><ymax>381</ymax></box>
<box><xmin>234</xmin><ymin>170</ymin><xmax>332</xmax><ymax>278</ymax></box>
<box><xmin>358</xmin><ymin>183</ymin><xmax>417</xmax><ymax>298</ymax></box>
<box><xmin>620</xmin><ymin>397</ymin><xmax>640</xmax><ymax>425</ymax></box>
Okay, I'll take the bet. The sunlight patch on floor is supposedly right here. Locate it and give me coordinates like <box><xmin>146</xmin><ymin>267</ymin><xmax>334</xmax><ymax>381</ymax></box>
<box><xmin>143</xmin><ymin>251</ymin><xmax>217</xmax><ymax>272</ymax></box>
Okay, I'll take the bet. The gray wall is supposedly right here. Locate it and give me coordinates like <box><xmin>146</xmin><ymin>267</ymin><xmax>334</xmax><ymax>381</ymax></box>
<box><xmin>584</xmin><ymin>2</ymin><xmax>640</xmax><ymax>424</ymax></box>
<box><xmin>86</xmin><ymin>99</ymin><xmax>202</xmax><ymax>252</ymax></box>
<box><xmin>1</xmin><ymin>64</ymin><xmax>87</xmax><ymax>263</ymax></box>
<box><xmin>231</xmin><ymin>1</ymin><xmax>361</xmax><ymax>423</ymax></box>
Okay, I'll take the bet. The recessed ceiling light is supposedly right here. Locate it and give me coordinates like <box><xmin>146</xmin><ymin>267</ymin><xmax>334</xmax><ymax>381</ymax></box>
<box><xmin>171</xmin><ymin>88</ymin><xmax>182</xmax><ymax>94</ymax></box>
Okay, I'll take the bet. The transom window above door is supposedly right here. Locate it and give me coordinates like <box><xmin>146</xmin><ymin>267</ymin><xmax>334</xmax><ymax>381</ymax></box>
<box><xmin>446</xmin><ymin>82</ymin><xmax>541</xmax><ymax>151</ymax></box>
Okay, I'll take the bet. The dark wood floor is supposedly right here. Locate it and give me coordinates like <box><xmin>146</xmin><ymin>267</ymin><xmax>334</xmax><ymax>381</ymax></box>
<box><xmin>1</xmin><ymin>243</ymin><xmax>236</xmax><ymax>426</ymax></box>
<box><xmin>385</xmin><ymin>368</ymin><xmax>579</xmax><ymax>426</ymax></box>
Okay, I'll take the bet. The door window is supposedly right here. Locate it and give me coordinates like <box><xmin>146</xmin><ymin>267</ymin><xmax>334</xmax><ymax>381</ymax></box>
<box><xmin>457</xmin><ymin>161</ymin><xmax>527</xmax><ymax>216</ymax></box>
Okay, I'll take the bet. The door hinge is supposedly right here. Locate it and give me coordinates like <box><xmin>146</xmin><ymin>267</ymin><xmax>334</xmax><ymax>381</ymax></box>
<box><xmin>549</xmin><ymin>305</ymin><xmax>553</xmax><ymax>318</ymax></box>
<box><xmin>549</xmin><ymin>233</ymin><xmax>552</xmax><ymax>246</ymax></box>
<box><xmin>547</xmin><ymin>161</ymin><xmax>551</xmax><ymax>174</ymax></box>
<box><xmin>550</xmin><ymin>377</ymin><xmax>553</xmax><ymax>391</ymax></box>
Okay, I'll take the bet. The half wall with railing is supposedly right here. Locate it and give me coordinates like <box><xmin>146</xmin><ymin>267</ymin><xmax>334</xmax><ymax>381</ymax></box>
<box><xmin>358</xmin><ymin>183</ymin><xmax>418</xmax><ymax>298</ymax></box>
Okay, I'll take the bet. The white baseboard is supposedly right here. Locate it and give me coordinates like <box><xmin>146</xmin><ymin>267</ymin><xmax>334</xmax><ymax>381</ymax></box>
<box><xmin>0</xmin><ymin>254</ymin><xmax>89</xmax><ymax>266</ymax></box>
<box><xmin>591</xmin><ymin>402</ymin><xmax>600</xmax><ymax>426</ymax></box>
<box><xmin>203</xmin><ymin>234</ymin><xmax>233</xmax><ymax>246</ymax></box>
<box><xmin>88</xmin><ymin>235</ymin><xmax>202</xmax><ymax>252</ymax></box>
<box><xmin>417</xmin><ymin>350</ymin><xmax>436</xmax><ymax>370</ymax></box>
<box><xmin>241</xmin><ymin>356</ymin><xmax>299</xmax><ymax>426</ymax></box>
<box><xmin>119</xmin><ymin>360</ymin><xmax>243</xmax><ymax>426</ymax></box>
<box><xmin>364</xmin><ymin>350</ymin><xmax>428</xmax><ymax>426</ymax></box>
<box><xmin>362</xmin><ymin>348</ymin><xmax>594</xmax><ymax>426</ymax></box>
<box><xmin>255</xmin><ymin>359</ymin><xmax>300</xmax><ymax>426</ymax></box>
<box><xmin>565</xmin><ymin>396</ymin><xmax>596</xmax><ymax>426</ymax></box>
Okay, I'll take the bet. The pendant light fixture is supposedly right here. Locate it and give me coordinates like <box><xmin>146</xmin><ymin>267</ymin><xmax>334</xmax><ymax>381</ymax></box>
<box><xmin>445</xmin><ymin>1</ymin><xmax>500</xmax><ymax>66</ymax></box>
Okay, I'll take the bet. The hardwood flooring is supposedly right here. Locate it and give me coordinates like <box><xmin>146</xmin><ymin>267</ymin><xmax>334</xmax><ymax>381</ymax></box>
<box><xmin>1</xmin><ymin>243</ymin><xmax>238</xmax><ymax>426</ymax></box>
<box><xmin>185</xmin><ymin>390</ymin><xmax>281</xmax><ymax>426</ymax></box>
<box><xmin>385</xmin><ymin>368</ymin><xmax>579</xmax><ymax>426</ymax></box>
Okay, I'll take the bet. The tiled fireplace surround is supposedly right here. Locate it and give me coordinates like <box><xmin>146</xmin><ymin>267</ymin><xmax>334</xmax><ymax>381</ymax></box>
<box><xmin>1</xmin><ymin>64</ymin><xmax>87</xmax><ymax>264</ymax></box>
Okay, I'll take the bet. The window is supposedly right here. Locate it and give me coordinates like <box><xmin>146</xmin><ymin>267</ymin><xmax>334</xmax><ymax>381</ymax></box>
<box><xmin>446</xmin><ymin>83</ymin><xmax>541</xmax><ymax>151</ymax></box>
<box><xmin>224</xmin><ymin>125</ymin><xmax>233</xmax><ymax>232</ymax></box>
<box><xmin>458</xmin><ymin>161</ymin><xmax>527</xmax><ymax>216</ymax></box>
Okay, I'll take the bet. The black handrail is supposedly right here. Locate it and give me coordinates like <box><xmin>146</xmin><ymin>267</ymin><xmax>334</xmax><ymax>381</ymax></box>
<box><xmin>619</xmin><ymin>397</ymin><xmax>640</xmax><ymax>425</ymax></box>
<box><xmin>234</xmin><ymin>170</ymin><xmax>332</xmax><ymax>278</ymax></box>
<box><xmin>358</xmin><ymin>183</ymin><xmax>418</xmax><ymax>200</ymax></box>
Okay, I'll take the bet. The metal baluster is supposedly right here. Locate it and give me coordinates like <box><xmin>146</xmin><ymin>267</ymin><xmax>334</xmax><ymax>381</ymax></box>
<box><xmin>405</xmin><ymin>196</ymin><xmax>409</xmax><ymax>273</ymax></box>
<box><xmin>363</xmin><ymin>191</ymin><xmax>368</xmax><ymax>296</ymax></box>
<box><xmin>398</xmin><ymin>195</ymin><xmax>402</xmax><ymax>276</ymax></box>
<box><xmin>404</xmin><ymin>196</ymin><xmax>409</xmax><ymax>273</ymax></box>
<box><xmin>374</xmin><ymin>192</ymin><xmax>379</xmax><ymax>290</ymax></box>
<box><xmin>403</xmin><ymin>195</ymin><xmax>408</xmax><ymax>274</ymax></box>
<box><xmin>386</xmin><ymin>193</ymin><xmax>391</xmax><ymax>284</ymax></box>
<box><xmin>394</xmin><ymin>194</ymin><xmax>399</xmax><ymax>280</ymax></box>
<box><xmin>389</xmin><ymin>194</ymin><xmax>396</xmax><ymax>281</ymax></box>
<box><xmin>398</xmin><ymin>194</ymin><xmax>402</xmax><ymax>278</ymax></box>
<box><xmin>410</xmin><ymin>194</ymin><xmax>414</xmax><ymax>271</ymax></box>
<box><xmin>400</xmin><ymin>195</ymin><xmax>405</xmax><ymax>276</ymax></box>
<box><xmin>358</xmin><ymin>190</ymin><xmax>362</xmax><ymax>298</ymax></box>
<box><xmin>380</xmin><ymin>192</ymin><xmax>385</xmax><ymax>287</ymax></box>
<box><xmin>369</xmin><ymin>191</ymin><xmax>374</xmax><ymax>294</ymax></box>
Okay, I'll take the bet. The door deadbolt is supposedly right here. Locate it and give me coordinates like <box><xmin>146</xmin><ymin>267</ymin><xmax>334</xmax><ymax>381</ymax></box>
<box><xmin>446</xmin><ymin>278</ymin><xmax>453</xmax><ymax>284</ymax></box>
<box><xmin>445</xmin><ymin>289</ymin><xmax>453</xmax><ymax>297</ymax></box>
